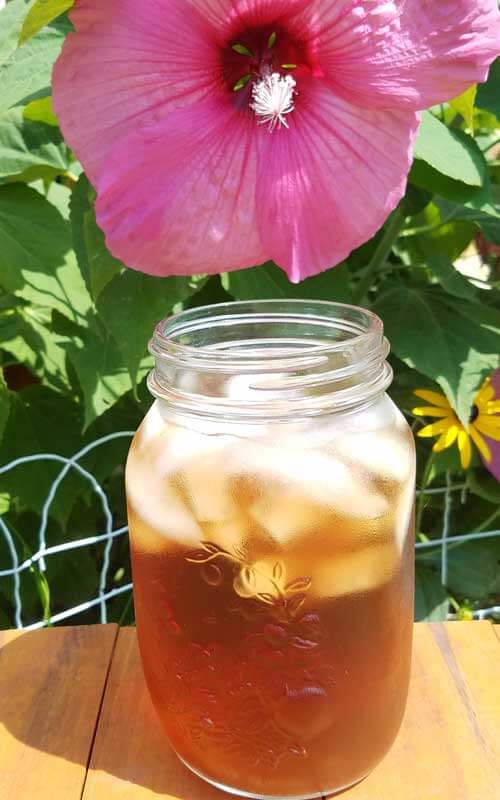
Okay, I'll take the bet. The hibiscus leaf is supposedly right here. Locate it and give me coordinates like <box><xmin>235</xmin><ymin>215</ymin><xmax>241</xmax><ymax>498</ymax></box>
<box><xmin>96</xmin><ymin>270</ymin><xmax>196</xmax><ymax>389</ymax></box>
<box><xmin>20</xmin><ymin>0</ymin><xmax>74</xmax><ymax>44</ymax></box>
<box><xmin>0</xmin><ymin>0</ymin><xmax>32</xmax><ymax>67</ymax></box>
<box><xmin>0</xmin><ymin>384</ymin><xmax>83</xmax><ymax>523</ymax></box>
<box><xmin>70</xmin><ymin>174</ymin><xmax>123</xmax><ymax>302</ymax></box>
<box><xmin>476</xmin><ymin>57</ymin><xmax>500</xmax><ymax>119</ymax></box>
<box><xmin>425</xmin><ymin>256</ymin><xmax>477</xmax><ymax>301</ymax></box>
<box><xmin>23</xmin><ymin>95</ymin><xmax>58</xmax><ymax>126</ymax></box>
<box><xmin>0</xmin><ymin>369</ymin><xmax>10</xmax><ymax>447</ymax></box>
<box><xmin>225</xmin><ymin>261</ymin><xmax>351</xmax><ymax>302</ymax></box>
<box><xmin>0</xmin><ymin>107</ymin><xmax>70</xmax><ymax>180</ymax></box>
<box><xmin>412</xmin><ymin>111</ymin><xmax>487</xmax><ymax>189</ymax></box>
<box><xmin>449</xmin><ymin>85</ymin><xmax>477</xmax><ymax>133</ymax></box>
<box><xmin>374</xmin><ymin>288</ymin><xmax>500</xmax><ymax>426</ymax></box>
<box><xmin>61</xmin><ymin>316</ymin><xmax>134</xmax><ymax>430</ymax></box>
<box><xmin>0</xmin><ymin>183</ymin><xmax>90</xmax><ymax>322</ymax></box>
<box><xmin>417</xmin><ymin>542</ymin><xmax>498</xmax><ymax>600</ymax></box>
<box><xmin>0</xmin><ymin>19</ymin><xmax>69</xmax><ymax>114</ymax></box>
<box><xmin>436</xmin><ymin>188</ymin><xmax>500</xmax><ymax>246</ymax></box>
<box><xmin>414</xmin><ymin>565</ymin><xmax>449</xmax><ymax>621</ymax></box>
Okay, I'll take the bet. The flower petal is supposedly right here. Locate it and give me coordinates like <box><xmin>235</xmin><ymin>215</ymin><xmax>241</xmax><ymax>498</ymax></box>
<box><xmin>53</xmin><ymin>0</ymin><xmax>220</xmax><ymax>183</ymax></box>
<box><xmin>413</xmin><ymin>389</ymin><xmax>452</xmax><ymax>409</ymax></box>
<box><xmin>457</xmin><ymin>429</ymin><xmax>472</xmax><ymax>470</ymax></box>
<box><xmin>255</xmin><ymin>79</ymin><xmax>419</xmax><ymax>281</ymax></box>
<box><xmin>469</xmin><ymin>426</ymin><xmax>492</xmax><ymax>463</ymax></box>
<box><xmin>190</xmin><ymin>0</ymin><xmax>304</xmax><ymax>36</ymax></box>
<box><xmin>478</xmin><ymin>413</ymin><xmax>500</xmax><ymax>429</ymax></box>
<box><xmin>433</xmin><ymin>424</ymin><xmax>460</xmax><ymax>452</ymax></box>
<box><xmin>417</xmin><ymin>419</ymin><xmax>454</xmax><ymax>438</ymax></box>
<box><xmin>475</xmin><ymin>419</ymin><xmax>500</xmax><ymax>441</ymax></box>
<box><xmin>475</xmin><ymin>381</ymin><xmax>495</xmax><ymax>409</ymax></box>
<box><xmin>95</xmin><ymin>97</ymin><xmax>265</xmax><ymax>276</ymax></box>
<box><xmin>412</xmin><ymin>407</ymin><xmax>453</xmax><ymax>419</ymax></box>
<box><xmin>303</xmin><ymin>0</ymin><xmax>500</xmax><ymax>110</ymax></box>
<box><xmin>487</xmin><ymin>402</ymin><xmax>500</xmax><ymax>414</ymax></box>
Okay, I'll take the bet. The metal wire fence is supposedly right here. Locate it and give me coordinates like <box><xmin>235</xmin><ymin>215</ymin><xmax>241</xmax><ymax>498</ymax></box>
<box><xmin>1</xmin><ymin>431</ymin><xmax>499</xmax><ymax>629</ymax></box>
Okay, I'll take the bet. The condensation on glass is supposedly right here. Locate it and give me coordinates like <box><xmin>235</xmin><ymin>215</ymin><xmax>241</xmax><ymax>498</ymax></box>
<box><xmin>125</xmin><ymin>301</ymin><xmax>416</xmax><ymax>800</ymax></box>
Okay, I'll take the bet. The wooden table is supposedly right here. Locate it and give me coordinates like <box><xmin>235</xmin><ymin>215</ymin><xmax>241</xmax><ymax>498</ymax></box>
<box><xmin>0</xmin><ymin>623</ymin><xmax>499</xmax><ymax>799</ymax></box>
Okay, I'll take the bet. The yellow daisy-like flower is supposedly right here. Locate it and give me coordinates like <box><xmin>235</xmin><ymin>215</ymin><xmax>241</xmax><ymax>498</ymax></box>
<box><xmin>413</xmin><ymin>379</ymin><xmax>500</xmax><ymax>470</ymax></box>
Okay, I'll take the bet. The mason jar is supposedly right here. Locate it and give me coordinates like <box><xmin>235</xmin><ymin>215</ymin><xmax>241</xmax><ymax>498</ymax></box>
<box><xmin>125</xmin><ymin>300</ymin><xmax>415</xmax><ymax>800</ymax></box>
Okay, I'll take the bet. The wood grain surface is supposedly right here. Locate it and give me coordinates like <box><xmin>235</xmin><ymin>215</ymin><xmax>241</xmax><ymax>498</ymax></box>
<box><xmin>1</xmin><ymin>623</ymin><xmax>499</xmax><ymax>800</ymax></box>
<box><xmin>0</xmin><ymin>625</ymin><xmax>117</xmax><ymax>800</ymax></box>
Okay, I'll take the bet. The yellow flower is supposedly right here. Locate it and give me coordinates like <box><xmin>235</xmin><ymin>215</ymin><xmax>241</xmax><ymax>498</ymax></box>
<box><xmin>412</xmin><ymin>379</ymin><xmax>500</xmax><ymax>470</ymax></box>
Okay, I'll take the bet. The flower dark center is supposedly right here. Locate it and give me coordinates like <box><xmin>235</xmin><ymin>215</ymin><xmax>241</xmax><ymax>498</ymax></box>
<box><xmin>221</xmin><ymin>23</ymin><xmax>309</xmax><ymax>96</ymax></box>
<box><xmin>469</xmin><ymin>404</ymin><xmax>479</xmax><ymax>424</ymax></box>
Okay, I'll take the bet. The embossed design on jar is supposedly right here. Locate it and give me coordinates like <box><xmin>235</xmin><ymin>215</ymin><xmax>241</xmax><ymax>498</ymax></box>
<box><xmin>186</xmin><ymin>540</ymin><xmax>312</xmax><ymax>622</ymax></box>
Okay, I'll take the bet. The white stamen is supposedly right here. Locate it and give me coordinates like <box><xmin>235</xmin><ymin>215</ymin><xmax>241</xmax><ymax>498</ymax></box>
<box><xmin>250</xmin><ymin>71</ymin><xmax>296</xmax><ymax>133</ymax></box>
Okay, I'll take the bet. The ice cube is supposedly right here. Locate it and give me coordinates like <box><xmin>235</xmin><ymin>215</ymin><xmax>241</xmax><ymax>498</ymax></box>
<box><xmin>393</xmin><ymin>467</ymin><xmax>416</xmax><ymax>552</ymax></box>
<box><xmin>134</xmin><ymin>400</ymin><xmax>167</xmax><ymax>447</ymax></box>
<box><xmin>232</xmin><ymin>445</ymin><xmax>389</xmax><ymax>544</ymax></box>
<box><xmin>176</xmin><ymin>451</ymin><xmax>239</xmax><ymax>522</ymax></box>
<box><xmin>126</xmin><ymin>456</ymin><xmax>202</xmax><ymax>547</ymax></box>
<box><xmin>199</xmin><ymin>515</ymin><xmax>256</xmax><ymax>558</ymax></box>
<box><xmin>312</xmin><ymin>543</ymin><xmax>398</xmax><ymax>598</ymax></box>
<box><xmin>329</xmin><ymin>428</ymin><xmax>414</xmax><ymax>483</ymax></box>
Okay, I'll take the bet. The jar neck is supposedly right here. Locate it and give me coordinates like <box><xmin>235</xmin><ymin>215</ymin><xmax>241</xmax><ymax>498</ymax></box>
<box><xmin>148</xmin><ymin>300</ymin><xmax>392</xmax><ymax>421</ymax></box>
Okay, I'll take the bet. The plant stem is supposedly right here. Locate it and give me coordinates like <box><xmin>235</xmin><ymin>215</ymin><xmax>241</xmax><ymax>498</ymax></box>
<box><xmin>416</xmin><ymin>450</ymin><xmax>434</xmax><ymax>536</ymax></box>
<box><xmin>476</xmin><ymin>506</ymin><xmax>500</xmax><ymax>534</ymax></box>
<box><xmin>352</xmin><ymin>204</ymin><xmax>407</xmax><ymax>305</ymax></box>
<box><xmin>482</xmin><ymin>136</ymin><xmax>500</xmax><ymax>155</ymax></box>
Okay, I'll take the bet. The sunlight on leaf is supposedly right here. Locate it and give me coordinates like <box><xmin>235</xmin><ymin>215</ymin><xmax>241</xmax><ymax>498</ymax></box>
<box><xmin>19</xmin><ymin>0</ymin><xmax>74</xmax><ymax>44</ymax></box>
<box><xmin>449</xmin><ymin>85</ymin><xmax>477</xmax><ymax>134</ymax></box>
<box><xmin>23</xmin><ymin>95</ymin><xmax>58</xmax><ymax>126</ymax></box>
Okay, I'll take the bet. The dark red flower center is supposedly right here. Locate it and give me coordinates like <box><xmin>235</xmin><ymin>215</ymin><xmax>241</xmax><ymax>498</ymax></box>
<box><xmin>221</xmin><ymin>24</ymin><xmax>311</xmax><ymax>95</ymax></box>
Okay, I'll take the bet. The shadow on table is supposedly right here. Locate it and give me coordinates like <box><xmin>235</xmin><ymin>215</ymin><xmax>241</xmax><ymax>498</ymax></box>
<box><xmin>0</xmin><ymin>629</ymin><xmax>351</xmax><ymax>799</ymax></box>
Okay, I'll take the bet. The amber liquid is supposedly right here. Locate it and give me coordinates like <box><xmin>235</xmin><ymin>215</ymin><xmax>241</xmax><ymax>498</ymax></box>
<box><xmin>129</xmin><ymin>463</ymin><xmax>414</xmax><ymax>798</ymax></box>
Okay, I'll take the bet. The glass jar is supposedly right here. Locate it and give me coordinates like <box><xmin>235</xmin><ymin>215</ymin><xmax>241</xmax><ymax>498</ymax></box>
<box><xmin>126</xmin><ymin>300</ymin><xmax>415</xmax><ymax>800</ymax></box>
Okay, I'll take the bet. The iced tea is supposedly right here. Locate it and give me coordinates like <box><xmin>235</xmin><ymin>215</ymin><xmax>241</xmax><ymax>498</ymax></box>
<box><xmin>127</xmin><ymin>398</ymin><xmax>414</xmax><ymax>798</ymax></box>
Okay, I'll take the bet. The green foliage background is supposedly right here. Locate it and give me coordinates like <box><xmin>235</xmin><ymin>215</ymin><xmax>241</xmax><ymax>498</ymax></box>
<box><xmin>0</xmin><ymin>0</ymin><xmax>499</xmax><ymax>628</ymax></box>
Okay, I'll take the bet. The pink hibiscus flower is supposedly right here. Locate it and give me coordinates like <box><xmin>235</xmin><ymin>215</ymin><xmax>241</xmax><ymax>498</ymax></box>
<box><xmin>53</xmin><ymin>0</ymin><xmax>500</xmax><ymax>282</ymax></box>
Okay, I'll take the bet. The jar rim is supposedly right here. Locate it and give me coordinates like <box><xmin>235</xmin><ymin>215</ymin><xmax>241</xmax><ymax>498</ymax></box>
<box><xmin>152</xmin><ymin>299</ymin><xmax>383</xmax><ymax>364</ymax></box>
<box><xmin>148</xmin><ymin>300</ymin><xmax>392</xmax><ymax>419</ymax></box>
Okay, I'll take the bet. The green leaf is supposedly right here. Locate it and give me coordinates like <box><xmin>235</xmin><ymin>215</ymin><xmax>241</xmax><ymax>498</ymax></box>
<box><xmin>0</xmin><ymin>106</ymin><xmax>70</xmax><ymax>180</ymax></box>
<box><xmin>20</xmin><ymin>0</ymin><xmax>74</xmax><ymax>44</ymax></box>
<box><xmin>62</xmin><ymin>318</ymin><xmax>134</xmax><ymax>429</ymax></box>
<box><xmin>413</xmin><ymin>112</ymin><xmax>486</xmax><ymax>187</ymax></box>
<box><xmin>0</xmin><ymin>369</ymin><xmax>10</xmax><ymax>445</ymax></box>
<box><xmin>467</xmin><ymin>469</ymin><xmax>500</xmax><ymax>506</ymax></box>
<box><xmin>0</xmin><ymin>0</ymin><xmax>33</xmax><ymax>67</ymax></box>
<box><xmin>426</xmin><ymin>255</ymin><xmax>476</xmax><ymax>300</ymax></box>
<box><xmin>398</xmin><ymin>201</ymin><xmax>476</xmax><ymax>262</ymax></box>
<box><xmin>418</xmin><ymin>542</ymin><xmax>498</xmax><ymax>599</ymax></box>
<box><xmin>403</xmin><ymin>184</ymin><xmax>432</xmax><ymax>217</ymax></box>
<box><xmin>0</xmin><ymin>20</ymin><xmax>68</xmax><ymax>115</ymax></box>
<box><xmin>476</xmin><ymin>58</ymin><xmax>500</xmax><ymax>119</ymax></box>
<box><xmin>2</xmin><ymin>310</ymin><xmax>71</xmax><ymax>390</ymax></box>
<box><xmin>449</xmin><ymin>85</ymin><xmax>477</xmax><ymax>133</ymax></box>
<box><xmin>0</xmin><ymin>385</ymin><xmax>83</xmax><ymax>522</ymax></box>
<box><xmin>70</xmin><ymin>174</ymin><xmax>123</xmax><ymax>301</ymax></box>
<box><xmin>97</xmin><ymin>271</ymin><xmax>195</xmax><ymax>388</ymax></box>
<box><xmin>415</xmin><ymin>565</ymin><xmax>449</xmax><ymax>621</ymax></box>
<box><xmin>225</xmin><ymin>261</ymin><xmax>351</xmax><ymax>302</ymax></box>
<box><xmin>0</xmin><ymin>183</ymin><xmax>91</xmax><ymax>322</ymax></box>
<box><xmin>23</xmin><ymin>95</ymin><xmax>58</xmax><ymax>126</ymax></box>
<box><xmin>436</xmin><ymin>190</ymin><xmax>500</xmax><ymax>246</ymax></box>
<box><xmin>374</xmin><ymin>288</ymin><xmax>500</xmax><ymax>425</ymax></box>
